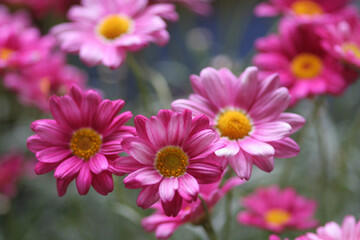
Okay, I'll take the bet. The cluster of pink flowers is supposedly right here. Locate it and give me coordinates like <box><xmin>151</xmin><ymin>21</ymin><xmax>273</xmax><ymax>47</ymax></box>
<box><xmin>0</xmin><ymin>153</ymin><xmax>24</xmax><ymax>198</ymax></box>
<box><xmin>0</xmin><ymin>5</ymin><xmax>86</xmax><ymax>111</ymax></box>
<box><xmin>254</xmin><ymin>0</ymin><xmax>360</xmax><ymax>105</ymax></box>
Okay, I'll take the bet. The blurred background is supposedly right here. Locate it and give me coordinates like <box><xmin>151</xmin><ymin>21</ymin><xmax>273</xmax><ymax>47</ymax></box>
<box><xmin>0</xmin><ymin>0</ymin><xmax>360</xmax><ymax>239</ymax></box>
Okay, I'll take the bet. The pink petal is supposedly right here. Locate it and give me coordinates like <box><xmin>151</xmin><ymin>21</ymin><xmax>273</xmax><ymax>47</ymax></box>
<box><xmin>161</xmin><ymin>191</ymin><xmax>182</xmax><ymax>217</ymax></box>
<box><xmin>228</xmin><ymin>150</ymin><xmax>253</xmax><ymax>180</ymax></box>
<box><xmin>155</xmin><ymin>223</ymin><xmax>178</xmax><ymax>240</ymax></box>
<box><xmin>36</xmin><ymin>147</ymin><xmax>72</xmax><ymax>163</ymax></box>
<box><xmin>178</xmin><ymin>173</ymin><xmax>199</xmax><ymax>201</ymax></box>
<box><xmin>137</xmin><ymin>184</ymin><xmax>160</xmax><ymax>209</ymax></box>
<box><xmin>236</xmin><ymin>67</ymin><xmax>259</xmax><ymax>111</ymax></box>
<box><xmin>240</xmin><ymin>137</ymin><xmax>275</xmax><ymax>157</ymax></box>
<box><xmin>146</xmin><ymin>116</ymin><xmax>167</xmax><ymax>148</ymax></box>
<box><xmin>278</xmin><ymin>113</ymin><xmax>306</xmax><ymax>134</ymax></box>
<box><xmin>27</xmin><ymin>135</ymin><xmax>49</xmax><ymax>152</ymax></box>
<box><xmin>252</xmin><ymin>154</ymin><xmax>274</xmax><ymax>172</ymax></box>
<box><xmin>254</xmin><ymin>3</ymin><xmax>280</xmax><ymax>17</ymax></box>
<box><xmin>271</xmin><ymin>137</ymin><xmax>300</xmax><ymax>159</ymax></box>
<box><xmin>56</xmin><ymin>177</ymin><xmax>74</xmax><ymax>197</ymax></box>
<box><xmin>187</xmin><ymin>162</ymin><xmax>222</xmax><ymax>184</ymax></box>
<box><xmin>159</xmin><ymin>177</ymin><xmax>178</xmax><ymax>202</ymax></box>
<box><xmin>109</xmin><ymin>156</ymin><xmax>145</xmax><ymax>175</ymax></box>
<box><xmin>54</xmin><ymin>156</ymin><xmax>83</xmax><ymax>178</ymax></box>
<box><xmin>92</xmin><ymin>172</ymin><xmax>113</xmax><ymax>195</ymax></box>
<box><xmin>124</xmin><ymin>167</ymin><xmax>162</xmax><ymax>189</ymax></box>
<box><xmin>89</xmin><ymin>154</ymin><xmax>108</xmax><ymax>174</ymax></box>
<box><xmin>34</xmin><ymin>162</ymin><xmax>58</xmax><ymax>175</ymax></box>
<box><xmin>252</xmin><ymin>121</ymin><xmax>291</xmax><ymax>142</ymax></box>
<box><xmin>215</xmin><ymin>140</ymin><xmax>240</xmax><ymax>157</ymax></box>
<box><xmin>76</xmin><ymin>164</ymin><xmax>92</xmax><ymax>195</ymax></box>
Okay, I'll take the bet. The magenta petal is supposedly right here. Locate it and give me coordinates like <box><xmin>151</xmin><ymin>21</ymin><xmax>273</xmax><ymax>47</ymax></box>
<box><xmin>228</xmin><ymin>150</ymin><xmax>253</xmax><ymax>180</ymax></box>
<box><xmin>240</xmin><ymin>137</ymin><xmax>275</xmax><ymax>157</ymax></box>
<box><xmin>254</xmin><ymin>3</ymin><xmax>280</xmax><ymax>17</ymax></box>
<box><xmin>159</xmin><ymin>177</ymin><xmax>179</xmax><ymax>202</ymax></box>
<box><xmin>89</xmin><ymin>154</ymin><xmax>108</xmax><ymax>174</ymax></box>
<box><xmin>146</xmin><ymin>117</ymin><xmax>166</xmax><ymax>148</ymax></box>
<box><xmin>34</xmin><ymin>162</ymin><xmax>58</xmax><ymax>175</ymax></box>
<box><xmin>137</xmin><ymin>184</ymin><xmax>160</xmax><ymax>209</ymax></box>
<box><xmin>271</xmin><ymin>137</ymin><xmax>300</xmax><ymax>159</ymax></box>
<box><xmin>27</xmin><ymin>135</ymin><xmax>49</xmax><ymax>153</ymax></box>
<box><xmin>37</xmin><ymin>147</ymin><xmax>72</xmax><ymax>163</ymax></box>
<box><xmin>187</xmin><ymin>162</ymin><xmax>222</xmax><ymax>184</ymax></box>
<box><xmin>161</xmin><ymin>191</ymin><xmax>183</xmax><ymax>217</ymax></box>
<box><xmin>252</xmin><ymin>154</ymin><xmax>274</xmax><ymax>173</ymax></box>
<box><xmin>124</xmin><ymin>167</ymin><xmax>162</xmax><ymax>189</ymax></box>
<box><xmin>54</xmin><ymin>156</ymin><xmax>83</xmax><ymax>179</ymax></box>
<box><xmin>109</xmin><ymin>156</ymin><xmax>145</xmax><ymax>175</ymax></box>
<box><xmin>56</xmin><ymin>177</ymin><xmax>74</xmax><ymax>197</ymax></box>
<box><xmin>278</xmin><ymin>113</ymin><xmax>306</xmax><ymax>134</ymax></box>
<box><xmin>215</xmin><ymin>140</ymin><xmax>240</xmax><ymax>157</ymax></box>
<box><xmin>128</xmin><ymin>140</ymin><xmax>155</xmax><ymax>165</ymax></box>
<box><xmin>185</xmin><ymin>129</ymin><xmax>217</xmax><ymax>157</ymax></box>
<box><xmin>92</xmin><ymin>172</ymin><xmax>113</xmax><ymax>195</ymax></box>
<box><xmin>252</xmin><ymin>121</ymin><xmax>291</xmax><ymax>142</ymax></box>
<box><xmin>236</xmin><ymin>67</ymin><xmax>259</xmax><ymax>110</ymax></box>
<box><xmin>155</xmin><ymin>223</ymin><xmax>179</xmax><ymax>240</ymax></box>
<box><xmin>76</xmin><ymin>164</ymin><xmax>92</xmax><ymax>195</ymax></box>
<box><xmin>178</xmin><ymin>173</ymin><xmax>199</xmax><ymax>201</ymax></box>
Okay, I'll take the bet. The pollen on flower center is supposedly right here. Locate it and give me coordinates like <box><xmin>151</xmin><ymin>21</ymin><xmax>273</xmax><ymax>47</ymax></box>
<box><xmin>291</xmin><ymin>53</ymin><xmax>323</xmax><ymax>79</ymax></box>
<box><xmin>70</xmin><ymin>128</ymin><xmax>102</xmax><ymax>160</ymax></box>
<box><xmin>292</xmin><ymin>0</ymin><xmax>324</xmax><ymax>16</ymax></box>
<box><xmin>265</xmin><ymin>209</ymin><xmax>291</xmax><ymax>226</ymax></box>
<box><xmin>342</xmin><ymin>43</ymin><xmax>360</xmax><ymax>59</ymax></box>
<box><xmin>0</xmin><ymin>48</ymin><xmax>14</xmax><ymax>61</ymax></box>
<box><xmin>155</xmin><ymin>146</ymin><xmax>189</xmax><ymax>178</ymax></box>
<box><xmin>98</xmin><ymin>15</ymin><xmax>131</xmax><ymax>40</ymax></box>
<box><xmin>216</xmin><ymin>110</ymin><xmax>252</xmax><ymax>140</ymax></box>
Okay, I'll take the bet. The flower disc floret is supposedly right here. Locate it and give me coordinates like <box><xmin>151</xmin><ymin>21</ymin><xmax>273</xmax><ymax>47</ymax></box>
<box><xmin>70</xmin><ymin>128</ymin><xmax>102</xmax><ymax>160</ymax></box>
<box><xmin>155</xmin><ymin>146</ymin><xmax>189</xmax><ymax>177</ymax></box>
<box><xmin>98</xmin><ymin>15</ymin><xmax>131</xmax><ymax>40</ymax></box>
<box><xmin>265</xmin><ymin>209</ymin><xmax>291</xmax><ymax>226</ymax></box>
<box><xmin>291</xmin><ymin>1</ymin><xmax>324</xmax><ymax>16</ymax></box>
<box><xmin>216</xmin><ymin>110</ymin><xmax>252</xmax><ymax>140</ymax></box>
<box><xmin>291</xmin><ymin>53</ymin><xmax>323</xmax><ymax>79</ymax></box>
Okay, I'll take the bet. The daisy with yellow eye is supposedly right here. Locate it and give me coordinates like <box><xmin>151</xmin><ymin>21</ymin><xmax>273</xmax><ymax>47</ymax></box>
<box><xmin>27</xmin><ymin>86</ymin><xmax>134</xmax><ymax>196</ymax></box>
<box><xmin>118</xmin><ymin>109</ymin><xmax>224</xmax><ymax>217</ymax></box>
<box><xmin>237</xmin><ymin>186</ymin><xmax>317</xmax><ymax>233</ymax></box>
<box><xmin>254</xmin><ymin>0</ymin><xmax>355</xmax><ymax>23</ymax></box>
<box><xmin>51</xmin><ymin>0</ymin><xmax>177</xmax><ymax>69</ymax></box>
<box><xmin>172</xmin><ymin>66</ymin><xmax>305</xmax><ymax>180</ymax></box>
<box><xmin>254</xmin><ymin>20</ymin><xmax>356</xmax><ymax>105</ymax></box>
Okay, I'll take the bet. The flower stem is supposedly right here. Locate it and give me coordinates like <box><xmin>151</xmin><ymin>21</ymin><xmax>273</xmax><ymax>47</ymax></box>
<box><xmin>222</xmin><ymin>189</ymin><xmax>233</xmax><ymax>240</ymax></box>
<box><xmin>199</xmin><ymin>196</ymin><xmax>218</xmax><ymax>240</ymax></box>
<box><xmin>127</xmin><ymin>54</ymin><xmax>151</xmax><ymax>114</ymax></box>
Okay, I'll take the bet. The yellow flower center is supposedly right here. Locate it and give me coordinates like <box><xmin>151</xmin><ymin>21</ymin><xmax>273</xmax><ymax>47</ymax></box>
<box><xmin>342</xmin><ymin>43</ymin><xmax>360</xmax><ymax>59</ymax></box>
<box><xmin>0</xmin><ymin>48</ymin><xmax>14</xmax><ymax>61</ymax></box>
<box><xmin>70</xmin><ymin>128</ymin><xmax>102</xmax><ymax>160</ymax></box>
<box><xmin>292</xmin><ymin>0</ymin><xmax>324</xmax><ymax>16</ymax></box>
<box><xmin>291</xmin><ymin>53</ymin><xmax>323</xmax><ymax>79</ymax></box>
<box><xmin>216</xmin><ymin>110</ymin><xmax>252</xmax><ymax>140</ymax></box>
<box><xmin>265</xmin><ymin>209</ymin><xmax>291</xmax><ymax>226</ymax></box>
<box><xmin>98</xmin><ymin>15</ymin><xmax>132</xmax><ymax>40</ymax></box>
<box><xmin>39</xmin><ymin>77</ymin><xmax>51</xmax><ymax>95</ymax></box>
<box><xmin>155</xmin><ymin>146</ymin><xmax>189</xmax><ymax>178</ymax></box>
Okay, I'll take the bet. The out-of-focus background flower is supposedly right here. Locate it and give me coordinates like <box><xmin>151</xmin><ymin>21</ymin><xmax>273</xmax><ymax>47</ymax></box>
<box><xmin>0</xmin><ymin>0</ymin><xmax>360</xmax><ymax>239</ymax></box>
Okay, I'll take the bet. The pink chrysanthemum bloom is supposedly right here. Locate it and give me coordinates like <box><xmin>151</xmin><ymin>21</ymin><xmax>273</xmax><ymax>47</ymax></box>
<box><xmin>117</xmin><ymin>109</ymin><xmax>224</xmax><ymax>217</ymax></box>
<box><xmin>320</xmin><ymin>12</ymin><xmax>360</xmax><ymax>69</ymax></box>
<box><xmin>0</xmin><ymin>4</ymin><xmax>30</xmax><ymax>27</ymax></box>
<box><xmin>254</xmin><ymin>0</ymin><xmax>355</xmax><ymax>23</ymax></box>
<box><xmin>142</xmin><ymin>177</ymin><xmax>245</xmax><ymax>239</ymax></box>
<box><xmin>0</xmin><ymin>24</ymin><xmax>54</xmax><ymax>71</ymax></box>
<box><xmin>0</xmin><ymin>153</ymin><xmax>23</xmax><ymax>198</ymax></box>
<box><xmin>4</xmin><ymin>53</ymin><xmax>86</xmax><ymax>111</ymax></box>
<box><xmin>27</xmin><ymin>86</ymin><xmax>134</xmax><ymax>196</ymax></box>
<box><xmin>52</xmin><ymin>0</ymin><xmax>178</xmax><ymax>69</ymax></box>
<box><xmin>172</xmin><ymin>66</ymin><xmax>305</xmax><ymax>180</ymax></box>
<box><xmin>237</xmin><ymin>186</ymin><xmax>317</xmax><ymax>233</ymax></box>
<box><xmin>151</xmin><ymin>0</ymin><xmax>212</xmax><ymax>16</ymax></box>
<box><xmin>302</xmin><ymin>215</ymin><xmax>360</xmax><ymax>240</ymax></box>
<box><xmin>254</xmin><ymin>20</ymin><xmax>355</xmax><ymax>105</ymax></box>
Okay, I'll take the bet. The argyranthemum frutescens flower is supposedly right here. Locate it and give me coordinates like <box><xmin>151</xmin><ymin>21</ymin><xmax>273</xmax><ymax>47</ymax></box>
<box><xmin>52</xmin><ymin>0</ymin><xmax>177</xmax><ymax>68</ymax></box>
<box><xmin>27</xmin><ymin>86</ymin><xmax>134</xmax><ymax>196</ymax></box>
<box><xmin>117</xmin><ymin>109</ymin><xmax>224</xmax><ymax>217</ymax></box>
<box><xmin>172</xmin><ymin>66</ymin><xmax>305</xmax><ymax>180</ymax></box>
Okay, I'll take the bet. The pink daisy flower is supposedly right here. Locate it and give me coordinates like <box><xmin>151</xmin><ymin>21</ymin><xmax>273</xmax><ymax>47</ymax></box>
<box><xmin>0</xmin><ymin>24</ymin><xmax>54</xmax><ymax>71</ymax></box>
<box><xmin>172</xmin><ymin>66</ymin><xmax>305</xmax><ymax>180</ymax></box>
<box><xmin>52</xmin><ymin>0</ymin><xmax>178</xmax><ymax>69</ymax></box>
<box><xmin>254</xmin><ymin>20</ymin><xmax>355</xmax><ymax>105</ymax></box>
<box><xmin>320</xmin><ymin>12</ymin><xmax>360</xmax><ymax>68</ymax></box>
<box><xmin>254</xmin><ymin>0</ymin><xmax>355</xmax><ymax>23</ymax></box>
<box><xmin>27</xmin><ymin>86</ymin><xmax>134</xmax><ymax>196</ymax></box>
<box><xmin>237</xmin><ymin>186</ymin><xmax>318</xmax><ymax>233</ymax></box>
<box><xmin>3</xmin><ymin>53</ymin><xmax>87</xmax><ymax>111</ymax></box>
<box><xmin>303</xmin><ymin>215</ymin><xmax>360</xmax><ymax>240</ymax></box>
<box><xmin>117</xmin><ymin>109</ymin><xmax>224</xmax><ymax>217</ymax></box>
<box><xmin>142</xmin><ymin>176</ymin><xmax>245</xmax><ymax>240</ymax></box>
<box><xmin>151</xmin><ymin>0</ymin><xmax>212</xmax><ymax>16</ymax></box>
<box><xmin>0</xmin><ymin>153</ymin><xmax>24</xmax><ymax>198</ymax></box>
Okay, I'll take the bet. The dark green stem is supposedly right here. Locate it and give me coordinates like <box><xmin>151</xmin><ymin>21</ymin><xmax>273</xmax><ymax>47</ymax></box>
<box><xmin>199</xmin><ymin>196</ymin><xmax>218</xmax><ymax>240</ymax></box>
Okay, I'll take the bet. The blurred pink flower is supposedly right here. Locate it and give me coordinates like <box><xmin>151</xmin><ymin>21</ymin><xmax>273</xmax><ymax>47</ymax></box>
<box><xmin>151</xmin><ymin>0</ymin><xmax>212</xmax><ymax>16</ymax></box>
<box><xmin>303</xmin><ymin>215</ymin><xmax>360</xmax><ymax>240</ymax></box>
<box><xmin>238</xmin><ymin>186</ymin><xmax>317</xmax><ymax>233</ymax></box>
<box><xmin>254</xmin><ymin>20</ymin><xmax>356</xmax><ymax>105</ymax></box>
<box><xmin>320</xmin><ymin>12</ymin><xmax>360</xmax><ymax>69</ymax></box>
<box><xmin>0</xmin><ymin>153</ymin><xmax>23</xmax><ymax>198</ymax></box>
<box><xmin>172</xmin><ymin>67</ymin><xmax>305</xmax><ymax>180</ymax></box>
<box><xmin>27</xmin><ymin>86</ymin><xmax>134</xmax><ymax>196</ymax></box>
<box><xmin>142</xmin><ymin>177</ymin><xmax>245</xmax><ymax>240</ymax></box>
<box><xmin>52</xmin><ymin>0</ymin><xmax>177</xmax><ymax>69</ymax></box>
<box><xmin>255</xmin><ymin>0</ymin><xmax>355</xmax><ymax>23</ymax></box>
<box><xmin>118</xmin><ymin>109</ymin><xmax>224</xmax><ymax>217</ymax></box>
<box><xmin>0</xmin><ymin>4</ymin><xmax>30</xmax><ymax>27</ymax></box>
<box><xmin>3</xmin><ymin>53</ymin><xmax>87</xmax><ymax>111</ymax></box>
